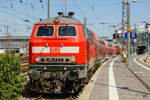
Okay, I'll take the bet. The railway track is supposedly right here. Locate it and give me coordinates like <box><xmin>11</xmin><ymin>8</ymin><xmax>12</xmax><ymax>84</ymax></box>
<box><xmin>22</xmin><ymin>93</ymin><xmax>75</xmax><ymax>100</ymax></box>
<box><xmin>21</xmin><ymin>55</ymin><xmax>29</xmax><ymax>74</ymax></box>
<box><xmin>21</xmin><ymin>80</ymin><xmax>82</xmax><ymax>100</ymax></box>
<box><xmin>125</xmin><ymin>60</ymin><xmax>150</xmax><ymax>93</ymax></box>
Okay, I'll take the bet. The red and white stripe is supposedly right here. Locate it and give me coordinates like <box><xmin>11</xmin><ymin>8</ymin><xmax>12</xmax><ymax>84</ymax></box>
<box><xmin>32</xmin><ymin>46</ymin><xmax>79</xmax><ymax>53</ymax></box>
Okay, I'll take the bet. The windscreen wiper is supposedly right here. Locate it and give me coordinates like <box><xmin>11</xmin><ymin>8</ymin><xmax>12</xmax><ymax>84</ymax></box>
<box><xmin>61</xmin><ymin>24</ymin><xmax>68</xmax><ymax>32</ymax></box>
<box><xmin>40</xmin><ymin>43</ymin><xmax>49</xmax><ymax>54</ymax></box>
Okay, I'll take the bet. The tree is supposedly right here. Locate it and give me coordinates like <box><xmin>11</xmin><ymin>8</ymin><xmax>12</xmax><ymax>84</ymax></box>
<box><xmin>0</xmin><ymin>53</ymin><xmax>24</xmax><ymax>100</ymax></box>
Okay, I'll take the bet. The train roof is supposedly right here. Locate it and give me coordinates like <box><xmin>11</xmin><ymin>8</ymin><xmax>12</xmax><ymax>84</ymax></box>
<box><xmin>36</xmin><ymin>17</ymin><xmax>81</xmax><ymax>24</ymax></box>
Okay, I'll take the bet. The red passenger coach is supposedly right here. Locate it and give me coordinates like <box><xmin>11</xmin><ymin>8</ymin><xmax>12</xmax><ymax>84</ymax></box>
<box><xmin>28</xmin><ymin>12</ymin><xmax>101</xmax><ymax>93</ymax></box>
<box><xmin>112</xmin><ymin>44</ymin><xmax>121</xmax><ymax>55</ymax></box>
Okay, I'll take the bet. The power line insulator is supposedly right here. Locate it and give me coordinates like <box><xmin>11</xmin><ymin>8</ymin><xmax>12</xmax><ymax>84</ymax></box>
<box><xmin>92</xmin><ymin>6</ymin><xmax>95</xmax><ymax>10</ymax></box>
<box><xmin>40</xmin><ymin>0</ymin><xmax>42</xmax><ymax>3</ymax></box>
<box><xmin>20</xmin><ymin>0</ymin><xmax>23</xmax><ymax>3</ymax></box>
<box><xmin>39</xmin><ymin>0</ymin><xmax>43</xmax><ymax>8</ymax></box>
<box><xmin>31</xmin><ymin>4</ymin><xmax>34</xmax><ymax>9</ymax></box>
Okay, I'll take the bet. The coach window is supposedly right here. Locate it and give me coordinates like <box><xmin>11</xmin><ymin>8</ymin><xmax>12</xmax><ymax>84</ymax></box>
<box><xmin>58</xmin><ymin>26</ymin><xmax>76</xmax><ymax>36</ymax></box>
<box><xmin>36</xmin><ymin>26</ymin><xmax>54</xmax><ymax>36</ymax></box>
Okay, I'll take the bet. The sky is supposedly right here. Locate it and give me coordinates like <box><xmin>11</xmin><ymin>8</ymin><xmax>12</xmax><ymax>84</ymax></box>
<box><xmin>0</xmin><ymin>0</ymin><xmax>149</xmax><ymax>38</ymax></box>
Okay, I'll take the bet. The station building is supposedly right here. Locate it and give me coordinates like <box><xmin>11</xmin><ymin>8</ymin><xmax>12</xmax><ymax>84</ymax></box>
<box><xmin>0</xmin><ymin>36</ymin><xmax>29</xmax><ymax>54</ymax></box>
<box><xmin>137</xmin><ymin>25</ymin><xmax>150</xmax><ymax>52</ymax></box>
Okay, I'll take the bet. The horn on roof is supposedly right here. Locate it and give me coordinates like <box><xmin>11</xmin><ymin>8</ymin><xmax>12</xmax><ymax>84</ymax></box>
<box><xmin>57</xmin><ymin>12</ymin><xmax>64</xmax><ymax>17</ymax></box>
<box><xmin>68</xmin><ymin>12</ymin><xmax>74</xmax><ymax>18</ymax></box>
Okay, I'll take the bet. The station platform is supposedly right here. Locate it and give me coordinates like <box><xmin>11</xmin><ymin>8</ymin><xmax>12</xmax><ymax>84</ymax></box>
<box><xmin>79</xmin><ymin>57</ymin><xmax>150</xmax><ymax>100</ymax></box>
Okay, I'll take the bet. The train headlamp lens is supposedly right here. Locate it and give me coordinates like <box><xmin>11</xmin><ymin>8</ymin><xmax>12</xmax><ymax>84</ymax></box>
<box><xmin>70</xmin><ymin>57</ymin><xmax>76</xmax><ymax>63</ymax></box>
<box><xmin>46</xmin><ymin>58</ymin><xmax>50</xmax><ymax>62</ymax></box>
<box><xmin>41</xmin><ymin>58</ymin><xmax>45</xmax><ymax>62</ymax></box>
<box><xmin>54</xmin><ymin>18</ymin><xmax>59</xmax><ymax>23</ymax></box>
<box><xmin>35</xmin><ymin>58</ymin><xmax>40</xmax><ymax>63</ymax></box>
<box><xmin>43</xmin><ymin>67</ymin><xmax>47</xmax><ymax>71</ymax></box>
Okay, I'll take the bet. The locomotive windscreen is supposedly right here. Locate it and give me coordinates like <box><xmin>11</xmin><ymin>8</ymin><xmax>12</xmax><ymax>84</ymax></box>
<box><xmin>58</xmin><ymin>26</ymin><xmax>76</xmax><ymax>36</ymax></box>
<box><xmin>36</xmin><ymin>26</ymin><xmax>54</xmax><ymax>36</ymax></box>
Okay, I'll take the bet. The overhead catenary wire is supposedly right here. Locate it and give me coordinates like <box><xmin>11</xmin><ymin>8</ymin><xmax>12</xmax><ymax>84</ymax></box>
<box><xmin>0</xmin><ymin>5</ymin><xmax>38</xmax><ymax>19</ymax></box>
<box><xmin>0</xmin><ymin>0</ymin><xmax>48</xmax><ymax>25</ymax></box>
<box><xmin>87</xmin><ymin>0</ymin><xmax>95</xmax><ymax>11</ymax></box>
<box><xmin>9</xmin><ymin>0</ymin><xmax>13</xmax><ymax>8</ymax></box>
<box><xmin>39</xmin><ymin>0</ymin><xmax>44</xmax><ymax>9</ymax></box>
<box><xmin>18</xmin><ymin>0</ymin><xmax>36</xmax><ymax>10</ymax></box>
<box><xmin>71</xmin><ymin>0</ymin><xmax>85</xmax><ymax>16</ymax></box>
<box><xmin>1</xmin><ymin>0</ymin><xmax>8</xmax><ymax>2</ymax></box>
<box><xmin>61</xmin><ymin>0</ymin><xmax>64</xmax><ymax>12</ymax></box>
<box><xmin>0</xmin><ymin>0</ymin><xmax>43</xmax><ymax>20</ymax></box>
<box><xmin>0</xmin><ymin>0</ymin><xmax>52</xmax><ymax>20</ymax></box>
<box><xmin>0</xmin><ymin>8</ymin><xmax>30</xmax><ymax>23</ymax></box>
<box><xmin>0</xmin><ymin>19</ymin><xmax>32</xmax><ymax>27</ymax></box>
<box><xmin>0</xmin><ymin>0</ymin><xmax>34</xmax><ymax>36</ymax></box>
<box><xmin>87</xmin><ymin>0</ymin><xmax>91</xmax><ymax>7</ymax></box>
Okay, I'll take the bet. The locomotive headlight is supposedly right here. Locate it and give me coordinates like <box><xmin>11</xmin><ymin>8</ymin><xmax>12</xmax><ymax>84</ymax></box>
<box><xmin>35</xmin><ymin>57</ymin><xmax>40</xmax><ymax>63</ymax></box>
<box><xmin>53</xmin><ymin>18</ymin><xmax>59</xmax><ymax>23</ymax></box>
<box><xmin>70</xmin><ymin>57</ymin><xmax>76</xmax><ymax>63</ymax></box>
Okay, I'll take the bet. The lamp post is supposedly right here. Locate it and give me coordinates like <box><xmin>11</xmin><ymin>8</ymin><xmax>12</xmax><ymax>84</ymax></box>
<box><xmin>122</xmin><ymin>0</ymin><xmax>138</xmax><ymax>66</ymax></box>
<box><xmin>47</xmin><ymin>0</ymin><xmax>50</xmax><ymax>18</ymax></box>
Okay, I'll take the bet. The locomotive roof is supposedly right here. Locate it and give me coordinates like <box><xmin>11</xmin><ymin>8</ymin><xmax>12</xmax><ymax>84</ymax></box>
<box><xmin>36</xmin><ymin>17</ymin><xmax>81</xmax><ymax>24</ymax></box>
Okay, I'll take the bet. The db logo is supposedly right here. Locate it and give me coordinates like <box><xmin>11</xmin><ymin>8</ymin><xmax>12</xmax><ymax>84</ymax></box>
<box><xmin>50</xmin><ymin>47</ymin><xmax>60</xmax><ymax>53</ymax></box>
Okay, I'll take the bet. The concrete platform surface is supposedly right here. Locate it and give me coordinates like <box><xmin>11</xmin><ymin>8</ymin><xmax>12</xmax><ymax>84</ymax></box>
<box><xmin>78</xmin><ymin>57</ymin><xmax>150</xmax><ymax>100</ymax></box>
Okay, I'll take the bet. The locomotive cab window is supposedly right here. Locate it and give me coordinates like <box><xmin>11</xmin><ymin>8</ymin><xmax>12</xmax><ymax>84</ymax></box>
<box><xmin>58</xmin><ymin>26</ymin><xmax>77</xmax><ymax>36</ymax></box>
<box><xmin>36</xmin><ymin>26</ymin><xmax>54</xmax><ymax>36</ymax></box>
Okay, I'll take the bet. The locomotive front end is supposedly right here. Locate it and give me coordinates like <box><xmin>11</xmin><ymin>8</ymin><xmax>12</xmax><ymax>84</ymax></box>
<box><xmin>28</xmin><ymin>16</ymin><xmax>88</xmax><ymax>93</ymax></box>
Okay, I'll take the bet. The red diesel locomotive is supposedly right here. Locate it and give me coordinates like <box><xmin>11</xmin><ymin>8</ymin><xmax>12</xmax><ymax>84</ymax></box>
<box><xmin>28</xmin><ymin>12</ymin><xmax>117</xmax><ymax>93</ymax></box>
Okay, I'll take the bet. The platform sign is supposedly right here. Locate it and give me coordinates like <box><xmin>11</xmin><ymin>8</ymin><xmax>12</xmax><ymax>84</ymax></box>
<box><xmin>131</xmin><ymin>32</ymin><xmax>137</xmax><ymax>39</ymax></box>
<box><xmin>123</xmin><ymin>32</ymin><xmax>137</xmax><ymax>39</ymax></box>
<box><xmin>123</xmin><ymin>32</ymin><xmax>129</xmax><ymax>39</ymax></box>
